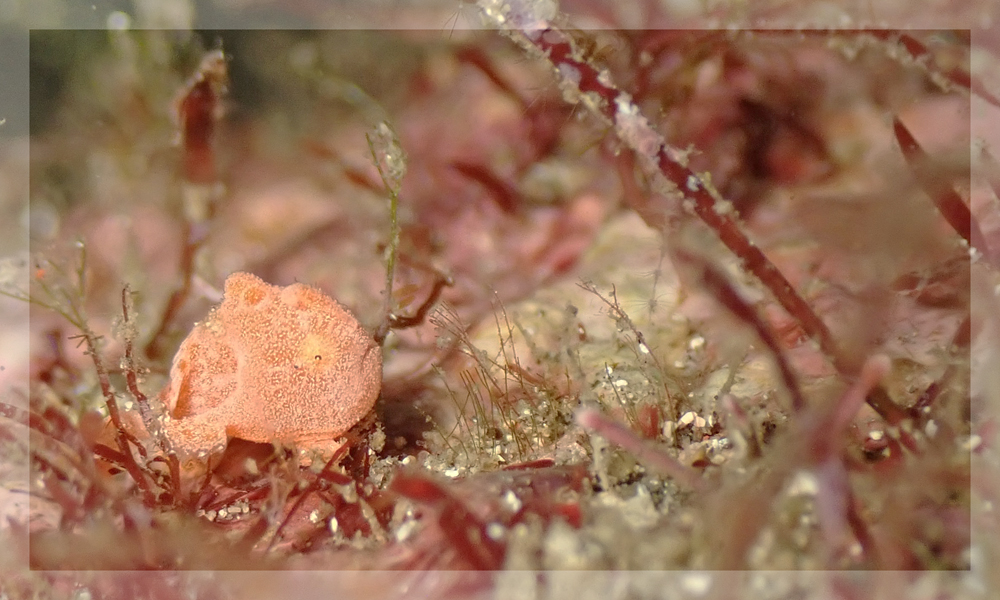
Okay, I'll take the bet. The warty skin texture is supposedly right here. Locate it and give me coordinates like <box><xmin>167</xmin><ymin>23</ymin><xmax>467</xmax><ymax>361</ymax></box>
<box><xmin>158</xmin><ymin>272</ymin><xmax>382</xmax><ymax>459</ymax></box>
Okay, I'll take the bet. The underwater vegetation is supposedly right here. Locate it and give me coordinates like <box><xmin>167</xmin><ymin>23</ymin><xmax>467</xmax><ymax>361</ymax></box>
<box><xmin>1</xmin><ymin>1</ymin><xmax>998</xmax><ymax>598</ymax></box>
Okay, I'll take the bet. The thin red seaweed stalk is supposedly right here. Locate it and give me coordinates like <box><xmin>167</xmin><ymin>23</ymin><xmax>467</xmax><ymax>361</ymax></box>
<box><xmin>145</xmin><ymin>50</ymin><xmax>228</xmax><ymax>361</ymax></box>
<box><xmin>893</xmin><ymin>116</ymin><xmax>993</xmax><ymax>266</ymax></box>
<box><xmin>390</xmin><ymin>470</ymin><xmax>507</xmax><ymax>570</ymax></box>
<box><xmin>672</xmin><ymin>249</ymin><xmax>806</xmax><ymax>413</ymax></box>
<box><xmin>787</xmin><ymin>29</ymin><xmax>998</xmax><ymax>111</ymax></box>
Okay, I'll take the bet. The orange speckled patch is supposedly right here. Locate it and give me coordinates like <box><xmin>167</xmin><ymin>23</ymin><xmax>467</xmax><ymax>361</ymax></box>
<box><xmin>158</xmin><ymin>272</ymin><xmax>382</xmax><ymax>459</ymax></box>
